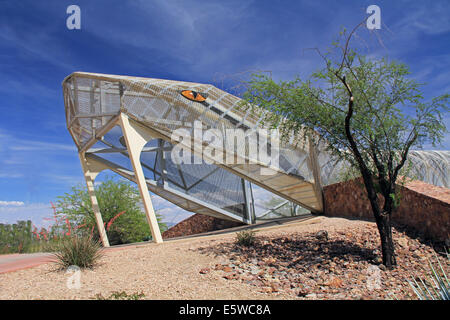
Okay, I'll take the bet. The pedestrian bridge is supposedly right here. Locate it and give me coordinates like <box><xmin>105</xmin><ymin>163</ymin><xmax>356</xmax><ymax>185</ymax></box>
<box><xmin>62</xmin><ymin>72</ymin><xmax>449</xmax><ymax>246</ymax></box>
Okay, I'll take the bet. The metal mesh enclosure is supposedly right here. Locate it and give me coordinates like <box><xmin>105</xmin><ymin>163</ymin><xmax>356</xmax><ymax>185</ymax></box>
<box><xmin>63</xmin><ymin>72</ymin><xmax>449</xmax><ymax>226</ymax></box>
<box><xmin>118</xmin><ymin>74</ymin><xmax>320</xmax><ymax>212</ymax></box>
<box><xmin>316</xmin><ymin>146</ymin><xmax>450</xmax><ymax>188</ymax></box>
<box><xmin>63</xmin><ymin>72</ymin><xmax>324</xmax><ymax>217</ymax></box>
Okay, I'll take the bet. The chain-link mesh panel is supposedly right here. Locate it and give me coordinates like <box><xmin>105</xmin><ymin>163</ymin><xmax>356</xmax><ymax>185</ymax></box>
<box><xmin>63</xmin><ymin>76</ymin><xmax>121</xmax><ymax>149</ymax></box>
<box><xmin>316</xmin><ymin>145</ymin><xmax>450</xmax><ymax>188</ymax></box>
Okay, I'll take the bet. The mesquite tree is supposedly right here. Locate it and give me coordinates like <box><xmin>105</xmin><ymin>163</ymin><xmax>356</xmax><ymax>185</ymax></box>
<box><xmin>242</xmin><ymin>26</ymin><xmax>449</xmax><ymax>268</ymax></box>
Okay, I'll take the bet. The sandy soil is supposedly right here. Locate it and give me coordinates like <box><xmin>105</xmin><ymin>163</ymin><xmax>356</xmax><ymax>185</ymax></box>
<box><xmin>0</xmin><ymin>217</ymin><xmax>445</xmax><ymax>300</ymax></box>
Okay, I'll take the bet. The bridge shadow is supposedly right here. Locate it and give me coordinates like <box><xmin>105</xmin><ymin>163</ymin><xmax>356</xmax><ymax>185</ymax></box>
<box><xmin>197</xmin><ymin>232</ymin><xmax>379</xmax><ymax>270</ymax></box>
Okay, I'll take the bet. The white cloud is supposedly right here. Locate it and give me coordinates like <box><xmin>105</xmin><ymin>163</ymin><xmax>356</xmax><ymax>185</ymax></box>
<box><xmin>0</xmin><ymin>202</ymin><xmax>54</xmax><ymax>228</ymax></box>
<box><xmin>0</xmin><ymin>200</ymin><xmax>25</xmax><ymax>206</ymax></box>
<box><xmin>8</xmin><ymin>140</ymin><xmax>76</xmax><ymax>152</ymax></box>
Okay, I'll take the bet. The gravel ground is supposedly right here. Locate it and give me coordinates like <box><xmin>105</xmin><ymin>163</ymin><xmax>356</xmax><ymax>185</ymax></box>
<box><xmin>0</xmin><ymin>216</ymin><xmax>447</xmax><ymax>300</ymax></box>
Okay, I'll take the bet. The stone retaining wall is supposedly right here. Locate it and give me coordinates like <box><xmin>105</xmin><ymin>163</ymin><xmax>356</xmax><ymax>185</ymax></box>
<box><xmin>323</xmin><ymin>178</ymin><xmax>450</xmax><ymax>243</ymax></box>
<box><xmin>162</xmin><ymin>214</ymin><xmax>244</xmax><ymax>239</ymax></box>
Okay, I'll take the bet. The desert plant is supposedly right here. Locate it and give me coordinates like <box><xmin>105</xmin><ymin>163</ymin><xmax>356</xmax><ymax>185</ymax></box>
<box><xmin>93</xmin><ymin>291</ymin><xmax>145</xmax><ymax>300</ymax></box>
<box><xmin>236</xmin><ymin>229</ymin><xmax>257</xmax><ymax>246</ymax></box>
<box><xmin>408</xmin><ymin>252</ymin><xmax>449</xmax><ymax>300</ymax></box>
<box><xmin>52</xmin><ymin>236</ymin><xmax>103</xmax><ymax>269</ymax></box>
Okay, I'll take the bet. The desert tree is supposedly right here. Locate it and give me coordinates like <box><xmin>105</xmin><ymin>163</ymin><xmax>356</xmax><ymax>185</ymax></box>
<box><xmin>55</xmin><ymin>176</ymin><xmax>167</xmax><ymax>245</ymax></box>
<box><xmin>241</xmin><ymin>24</ymin><xmax>449</xmax><ymax>268</ymax></box>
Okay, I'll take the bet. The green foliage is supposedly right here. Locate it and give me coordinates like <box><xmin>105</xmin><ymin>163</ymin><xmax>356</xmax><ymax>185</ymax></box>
<box><xmin>0</xmin><ymin>220</ymin><xmax>62</xmax><ymax>254</ymax></box>
<box><xmin>235</xmin><ymin>229</ymin><xmax>257</xmax><ymax>246</ymax></box>
<box><xmin>55</xmin><ymin>177</ymin><xmax>167</xmax><ymax>245</ymax></box>
<box><xmin>408</xmin><ymin>252</ymin><xmax>449</xmax><ymax>300</ymax></box>
<box><xmin>0</xmin><ymin>221</ymin><xmax>31</xmax><ymax>254</ymax></box>
<box><xmin>52</xmin><ymin>236</ymin><xmax>103</xmax><ymax>269</ymax></box>
<box><xmin>93</xmin><ymin>291</ymin><xmax>146</xmax><ymax>300</ymax></box>
<box><xmin>241</xmin><ymin>25</ymin><xmax>449</xmax><ymax>267</ymax></box>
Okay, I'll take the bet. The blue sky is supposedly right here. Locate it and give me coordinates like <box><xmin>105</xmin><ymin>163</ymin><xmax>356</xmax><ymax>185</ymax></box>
<box><xmin>0</xmin><ymin>0</ymin><xmax>449</xmax><ymax>226</ymax></box>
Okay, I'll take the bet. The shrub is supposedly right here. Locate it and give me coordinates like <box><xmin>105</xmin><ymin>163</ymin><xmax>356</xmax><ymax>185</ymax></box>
<box><xmin>235</xmin><ymin>229</ymin><xmax>257</xmax><ymax>246</ymax></box>
<box><xmin>52</xmin><ymin>236</ymin><xmax>103</xmax><ymax>269</ymax></box>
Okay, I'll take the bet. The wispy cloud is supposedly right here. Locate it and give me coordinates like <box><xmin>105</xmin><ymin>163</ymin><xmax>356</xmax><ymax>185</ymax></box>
<box><xmin>9</xmin><ymin>141</ymin><xmax>75</xmax><ymax>152</ymax></box>
<box><xmin>391</xmin><ymin>2</ymin><xmax>450</xmax><ymax>36</ymax></box>
<box><xmin>0</xmin><ymin>130</ymin><xmax>82</xmax><ymax>203</ymax></box>
<box><xmin>0</xmin><ymin>173</ymin><xmax>23</xmax><ymax>178</ymax></box>
<box><xmin>0</xmin><ymin>200</ymin><xmax>25</xmax><ymax>206</ymax></box>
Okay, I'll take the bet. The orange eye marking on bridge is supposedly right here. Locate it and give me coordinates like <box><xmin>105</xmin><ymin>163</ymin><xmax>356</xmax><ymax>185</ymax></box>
<box><xmin>181</xmin><ymin>90</ymin><xmax>207</xmax><ymax>102</ymax></box>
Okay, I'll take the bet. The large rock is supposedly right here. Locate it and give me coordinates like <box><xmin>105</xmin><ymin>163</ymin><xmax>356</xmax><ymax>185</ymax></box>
<box><xmin>315</xmin><ymin>230</ymin><xmax>328</xmax><ymax>241</ymax></box>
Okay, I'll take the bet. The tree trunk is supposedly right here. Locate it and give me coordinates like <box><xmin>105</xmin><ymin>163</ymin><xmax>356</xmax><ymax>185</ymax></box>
<box><xmin>375</xmin><ymin>213</ymin><xmax>396</xmax><ymax>268</ymax></box>
<box><xmin>339</xmin><ymin>75</ymin><xmax>398</xmax><ymax>268</ymax></box>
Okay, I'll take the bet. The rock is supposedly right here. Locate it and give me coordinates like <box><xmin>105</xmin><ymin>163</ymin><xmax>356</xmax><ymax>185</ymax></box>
<box><xmin>373</xmin><ymin>256</ymin><xmax>382</xmax><ymax>264</ymax></box>
<box><xmin>315</xmin><ymin>230</ymin><xmax>328</xmax><ymax>241</ymax></box>
<box><xmin>397</xmin><ymin>238</ymin><xmax>409</xmax><ymax>249</ymax></box>
<box><xmin>223</xmin><ymin>273</ymin><xmax>239</xmax><ymax>280</ymax></box>
<box><xmin>270</xmin><ymin>282</ymin><xmax>280</xmax><ymax>292</ymax></box>
<box><xmin>261</xmin><ymin>286</ymin><xmax>273</xmax><ymax>294</ymax></box>
<box><xmin>194</xmin><ymin>221</ymin><xmax>442</xmax><ymax>300</ymax></box>
<box><xmin>326</xmin><ymin>277</ymin><xmax>344</xmax><ymax>288</ymax></box>
<box><xmin>250</xmin><ymin>267</ymin><xmax>260</xmax><ymax>275</ymax></box>
<box><xmin>199</xmin><ymin>268</ymin><xmax>210</xmax><ymax>274</ymax></box>
<box><xmin>221</xmin><ymin>266</ymin><xmax>232</xmax><ymax>272</ymax></box>
<box><xmin>297</xmin><ymin>289</ymin><xmax>309</xmax><ymax>297</ymax></box>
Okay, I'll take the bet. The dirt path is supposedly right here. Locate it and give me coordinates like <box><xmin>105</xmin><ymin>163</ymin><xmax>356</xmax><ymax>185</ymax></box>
<box><xmin>0</xmin><ymin>252</ymin><xmax>55</xmax><ymax>274</ymax></box>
